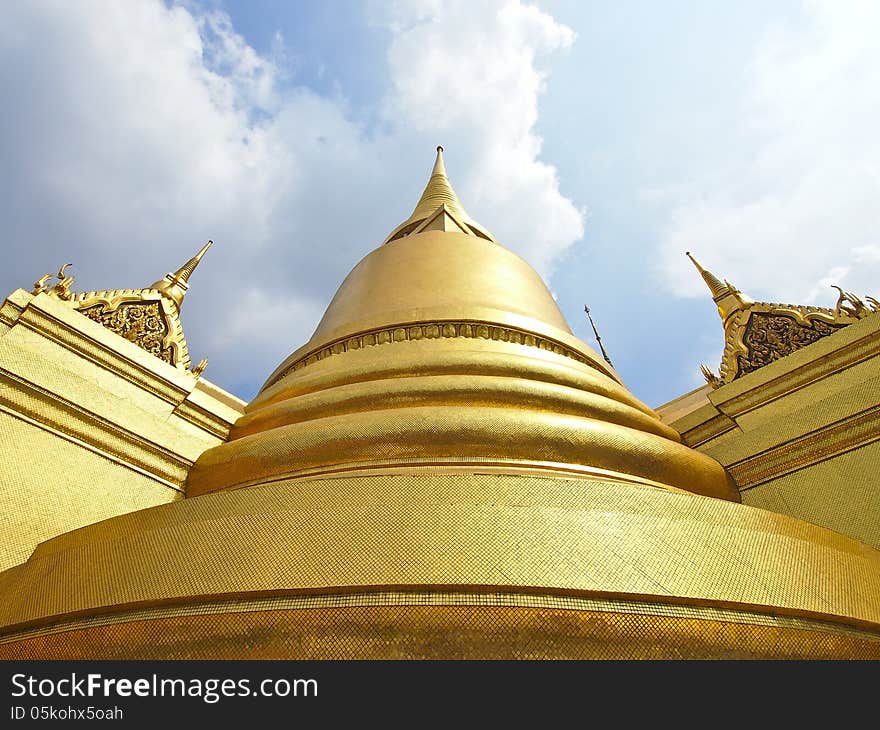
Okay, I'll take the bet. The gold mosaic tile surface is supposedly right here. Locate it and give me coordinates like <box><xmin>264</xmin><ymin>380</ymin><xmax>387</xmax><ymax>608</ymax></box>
<box><xmin>742</xmin><ymin>443</ymin><xmax>880</xmax><ymax>549</ymax></box>
<box><xmin>2</xmin><ymin>599</ymin><xmax>878</xmax><ymax>660</ymax></box>
<box><xmin>0</xmin><ymin>411</ymin><xmax>180</xmax><ymax>572</ymax></box>
<box><xmin>1</xmin><ymin>474</ymin><xmax>878</xmax><ymax>637</ymax></box>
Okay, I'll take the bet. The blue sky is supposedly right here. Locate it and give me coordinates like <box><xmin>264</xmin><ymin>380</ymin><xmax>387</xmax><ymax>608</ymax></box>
<box><xmin>3</xmin><ymin>1</ymin><xmax>878</xmax><ymax>407</ymax></box>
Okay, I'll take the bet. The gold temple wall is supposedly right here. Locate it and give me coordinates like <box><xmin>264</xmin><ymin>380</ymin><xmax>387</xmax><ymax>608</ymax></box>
<box><xmin>0</xmin><ymin>411</ymin><xmax>177</xmax><ymax>571</ymax></box>
<box><xmin>740</xmin><ymin>444</ymin><xmax>880</xmax><ymax>544</ymax></box>
<box><xmin>658</xmin><ymin>312</ymin><xmax>880</xmax><ymax>549</ymax></box>
<box><xmin>0</xmin><ymin>288</ymin><xmax>244</xmax><ymax>572</ymax></box>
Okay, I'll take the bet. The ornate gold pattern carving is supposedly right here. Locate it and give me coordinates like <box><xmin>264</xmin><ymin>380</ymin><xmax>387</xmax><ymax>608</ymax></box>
<box><xmin>718</xmin><ymin>297</ymin><xmax>873</xmax><ymax>384</ymax></box>
<box><xmin>26</xmin><ymin>243</ymin><xmax>212</xmax><ymax>372</ymax></box>
<box><xmin>735</xmin><ymin>311</ymin><xmax>846</xmax><ymax>378</ymax></box>
<box><xmin>716</xmin><ymin>324</ymin><xmax>880</xmax><ymax>416</ymax></box>
<box><xmin>687</xmin><ymin>253</ymin><xmax>877</xmax><ymax>385</ymax></box>
<box><xmin>265</xmin><ymin>320</ymin><xmax>601</xmax><ymax>389</ymax></box>
<box><xmin>69</xmin><ymin>289</ymin><xmax>190</xmax><ymax>369</ymax></box>
<box><xmin>79</xmin><ymin>301</ymin><xmax>175</xmax><ymax>365</ymax></box>
<box><xmin>70</xmin><ymin>289</ymin><xmax>192</xmax><ymax>369</ymax></box>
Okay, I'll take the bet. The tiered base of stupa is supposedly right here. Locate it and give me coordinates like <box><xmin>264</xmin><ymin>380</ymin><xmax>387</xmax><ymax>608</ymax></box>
<box><xmin>1</xmin><ymin>473</ymin><xmax>878</xmax><ymax>659</ymax></box>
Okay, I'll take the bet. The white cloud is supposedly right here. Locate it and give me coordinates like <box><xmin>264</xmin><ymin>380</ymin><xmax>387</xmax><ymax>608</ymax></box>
<box><xmin>657</xmin><ymin>0</ymin><xmax>880</xmax><ymax>309</ymax></box>
<box><xmin>853</xmin><ymin>244</ymin><xmax>880</xmax><ymax>263</ymax></box>
<box><xmin>206</xmin><ymin>287</ymin><xmax>327</xmax><ymax>387</ymax></box>
<box><xmin>1</xmin><ymin>0</ymin><xmax>582</xmax><ymax>399</ymax></box>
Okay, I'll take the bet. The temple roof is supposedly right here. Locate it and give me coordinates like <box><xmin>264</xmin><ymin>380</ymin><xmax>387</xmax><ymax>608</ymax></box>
<box><xmin>31</xmin><ymin>242</ymin><xmax>213</xmax><ymax>373</ymax></box>
<box><xmin>687</xmin><ymin>252</ymin><xmax>877</xmax><ymax>386</ymax></box>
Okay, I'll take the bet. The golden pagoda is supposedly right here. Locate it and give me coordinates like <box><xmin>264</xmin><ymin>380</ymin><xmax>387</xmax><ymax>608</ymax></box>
<box><xmin>0</xmin><ymin>148</ymin><xmax>878</xmax><ymax>659</ymax></box>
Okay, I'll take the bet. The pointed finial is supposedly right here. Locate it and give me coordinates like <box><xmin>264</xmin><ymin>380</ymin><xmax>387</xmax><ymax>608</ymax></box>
<box><xmin>175</xmin><ymin>240</ymin><xmax>212</xmax><ymax>284</ymax></box>
<box><xmin>384</xmin><ymin>147</ymin><xmax>496</xmax><ymax>244</ymax></box>
<box><xmin>432</xmin><ymin>146</ymin><xmax>446</xmax><ymax>176</ymax></box>
<box><xmin>686</xmin><ymin>251</ymin><xmax>753</xmax><ymax>326</ymax></box>
<box><xmin>685</xmin><ymin>251</ymin><xmax>729</xmax><ymax>300</ymax></box>
<box><xmin>150</xmin><ymin>240</ymin><xmax>212</xmax><ymax>310</ymax></box>
<box><xmin>584</xmin><ymin>304</ymin><xmax>614</xmax><ymax>368</ymax></box>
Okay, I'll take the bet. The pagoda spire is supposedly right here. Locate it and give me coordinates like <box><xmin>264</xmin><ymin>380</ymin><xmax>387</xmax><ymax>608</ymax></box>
<box><xmin>431</xmin><ymin>144</ymin><xmax>448</xmax><ymax>177</ymax></box>
<box><xmin>409</xmin><ymin>146</ymin><xmax>462</xmax><ymax>222</ymax></box>
<box><xmin>384</xmin><ymin>146</ymin><xmax>496</xmax><ymax>244</ymax></box>
<box><xmin>151</xmin><ymin>240</ymin><xmax>212</xmax><ymax>310</ymax></box>
<box><xmin>686</xmin><ymin>251</ymin><xmax>729</xmax><ymax>299</ymax></box>
<box><xmin>686</xmin><ymin>251</ymin><xmax>752</xmax><ymax>327</ymax></box>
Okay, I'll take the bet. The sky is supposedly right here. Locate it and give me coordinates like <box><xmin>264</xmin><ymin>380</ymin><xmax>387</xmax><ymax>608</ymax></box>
<box><xmin>2</xmin><ymin>0</ymin><xmax>878</xmax><ymax>407</ymax></box>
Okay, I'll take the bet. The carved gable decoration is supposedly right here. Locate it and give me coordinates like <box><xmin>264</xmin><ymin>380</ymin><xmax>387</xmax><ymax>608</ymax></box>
<box><xmin>29</xmin><ymin>245</ymin><xmax>213</xmax><ymax>375</ymax></box>
<box><xmin>732</xmin><ymin>308</ymin><xmax>847</xmax><ymax>379</ymax></box>
<box><xmin>74</xmin><ymin>292</ymin><xmax>186</xmax><ymax>367</ymax></box>
<box><xmin>688</xmin><ymin>253</ymin><xmax>877</xmax><ymax>388</ymax></box>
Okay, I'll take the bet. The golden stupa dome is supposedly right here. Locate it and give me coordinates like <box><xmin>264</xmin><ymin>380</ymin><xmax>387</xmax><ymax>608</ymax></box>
<box><xmin>1</xmin><ymin>148</ymin><xmax>878</xmax><ymax>660</ymax></box>
<box><xmin>187</xmin><ymin>147</ymin><xmax>736</xmax><ymax>501</ymax></box>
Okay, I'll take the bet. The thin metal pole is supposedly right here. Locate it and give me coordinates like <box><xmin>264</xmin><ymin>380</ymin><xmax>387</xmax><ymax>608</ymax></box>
<box><xmin>584</xmin><ymin>304</ymin><xmax>614</xmax><ymax>368</ymax></box>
